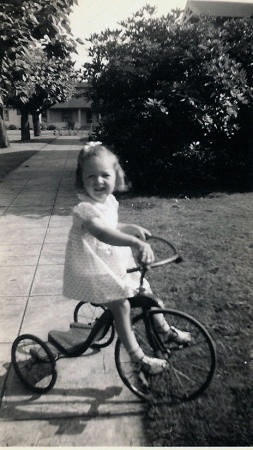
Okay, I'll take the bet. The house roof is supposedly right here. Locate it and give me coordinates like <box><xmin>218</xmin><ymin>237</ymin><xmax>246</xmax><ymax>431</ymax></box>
<box><xmin>50</xmin><ymin>81</ymin><xmax>91</xmax><ymax>109</ymax></box>
<box><xmin>50</xmin><ymin>96</ymin><xmax>91</xmax><ymax>109</ymax></box>
<box><xmin>183</xmin><ymin>0</ymin><xmax>253</xmax><ymax>21</ymax></box>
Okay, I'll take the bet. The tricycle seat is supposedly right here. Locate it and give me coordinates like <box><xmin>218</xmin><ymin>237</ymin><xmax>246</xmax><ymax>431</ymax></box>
<box><xmin>48</xmin><ymin>326</ymin><xmax>91</xmax><ymax>356</ymax></box>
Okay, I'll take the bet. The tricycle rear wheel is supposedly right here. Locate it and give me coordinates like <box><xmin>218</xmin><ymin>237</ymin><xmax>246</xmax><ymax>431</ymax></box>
<box><xmin>11</xmin><ymin>334</ymin><xmax>57</xmax><ymax>394</ymax></box>
<box><xmin>73</xmin><ymin>302</ymin><xmax>115</xmax><ymax>348</ymax></box>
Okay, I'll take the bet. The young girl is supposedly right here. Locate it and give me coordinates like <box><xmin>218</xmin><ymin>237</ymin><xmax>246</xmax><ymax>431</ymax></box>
<box><xmin>63</xmin><ymin>142</ymin><xmax>190</xmax><ymax>374</ymax></box>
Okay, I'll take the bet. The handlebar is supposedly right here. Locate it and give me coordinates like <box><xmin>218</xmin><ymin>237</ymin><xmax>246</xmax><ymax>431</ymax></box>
<box><xmin>127</xmin><ymin>235</ymin><xmax>183</xmax><ymax>274</ymax></box>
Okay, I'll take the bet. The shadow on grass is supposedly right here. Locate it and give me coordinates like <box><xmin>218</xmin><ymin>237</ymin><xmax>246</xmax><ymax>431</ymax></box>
<box><xmin>0</xmin><ymin>151</ymin><xmax>38</xmax><ymax>182</ymax></box>
<box><xmin>117</xmin><ymin>186</ymin><xmax>253</xmax><ymax>202</ymax></box>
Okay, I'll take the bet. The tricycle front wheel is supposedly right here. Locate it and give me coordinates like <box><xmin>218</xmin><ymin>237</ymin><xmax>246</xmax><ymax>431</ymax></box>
<box><xmin>115</xmin><ymin>309</ymin><xmax>216</xmax><ymax>404</ymax></box>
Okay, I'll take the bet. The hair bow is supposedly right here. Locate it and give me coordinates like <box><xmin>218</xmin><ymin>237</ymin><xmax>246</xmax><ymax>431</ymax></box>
<box><xmin>84</xmin><ymin>141</ymin><xmax>102</xmax><ymax>151</ymax></box>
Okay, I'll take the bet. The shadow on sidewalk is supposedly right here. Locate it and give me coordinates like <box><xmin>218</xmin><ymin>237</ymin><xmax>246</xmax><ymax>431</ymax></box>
<box><xmin>10</xmin><ymin>138</ymin><xmax>82</xmax><ymax>145</ymax></box>
<box><xmin>0</xmin><ymin>365</ymin><xmax>143</xmax><ymax>435</ymax></box>
<box><xmin>0</xmin><ymin>382</ymin><xmax>142</xmax><ymax>425</ymax></box>
<box><xmin>10</xmin><ymin>139</ymin><xmax>54</xmax><ymax>145</ymax></box>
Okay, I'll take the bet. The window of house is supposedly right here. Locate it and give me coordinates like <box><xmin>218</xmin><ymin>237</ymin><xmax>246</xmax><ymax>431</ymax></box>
<box><xmin>3</xmin><ymin>109</ymin><xmax>9</xmax><ymax>121</ymax></box>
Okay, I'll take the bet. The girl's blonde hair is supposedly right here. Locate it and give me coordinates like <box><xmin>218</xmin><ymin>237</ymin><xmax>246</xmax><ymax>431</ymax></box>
<box><xmin>75</xmin><ymin>142</ymin><xmax>127</xmax><ymax>192</ymax></box>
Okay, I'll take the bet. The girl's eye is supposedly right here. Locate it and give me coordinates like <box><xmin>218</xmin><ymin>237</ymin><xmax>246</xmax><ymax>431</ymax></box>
<box><xmin>86</xmin><ymin>173</ymin><xmax>112</xmax><ymax>180</ymax></box>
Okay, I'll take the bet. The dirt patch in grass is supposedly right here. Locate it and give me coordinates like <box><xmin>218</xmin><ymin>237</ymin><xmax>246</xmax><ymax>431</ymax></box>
<box><xmin>118</xmin><ymin>191</ymin><xmax>253</xmax><ymax>446</ymax></box>
<box><xmin>0</xmin><ymin>151</ymin><xmax>38</xmax><ymax>182</ymax></box>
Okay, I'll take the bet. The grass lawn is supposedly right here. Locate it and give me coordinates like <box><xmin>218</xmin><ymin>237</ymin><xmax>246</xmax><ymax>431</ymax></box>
<box><xmin>118</xmin><ymin>191</ymin><xmax>253</xmax><ymax>446</ymax></box>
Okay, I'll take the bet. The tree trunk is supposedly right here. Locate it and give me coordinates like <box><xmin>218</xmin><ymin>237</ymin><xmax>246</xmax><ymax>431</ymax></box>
<box><xmin>248</xmin><ymin>106</ymin><xmax>253</xmax><ymax>190</ymax></box>
<box><xmin>21</xmin><ymin>110</ymin><xmax>31</xmax><ymax>141</ymax></box>
<box><xmin>0</xmin><ymin>105</ymin><xmax>10</xmax><ymax>148</ymax></box>
<box><xmin>33</xmin><ymin>113</ymin><xmax>41</xmax><ymax>136</ymax></box>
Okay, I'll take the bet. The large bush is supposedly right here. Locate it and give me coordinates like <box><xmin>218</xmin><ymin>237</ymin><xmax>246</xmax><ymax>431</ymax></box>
<box><xmin>84</xmin><ymin>6</ymin><xmax>253</xmax><ymax>192</ymax></box>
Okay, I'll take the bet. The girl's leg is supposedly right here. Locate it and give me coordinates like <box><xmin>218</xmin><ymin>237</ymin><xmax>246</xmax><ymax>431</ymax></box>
<box><xmin>150</xmin><ymin>303</ymin><xmax>191</xmax><ymax>344</ymax></box>
<box><xmin>104</xmin><ymin>298</ymin><xmax>144</xmax><ymax>361</ymax></box>
<box><xmin>104</xmin><ymin>298</ymin><xmax>168</xmax><ymax>374</ymax></box>
<box><xmin>145</xmin><ymin>287</ymin><xmax>191</xmax><ymax>344</ymax></box>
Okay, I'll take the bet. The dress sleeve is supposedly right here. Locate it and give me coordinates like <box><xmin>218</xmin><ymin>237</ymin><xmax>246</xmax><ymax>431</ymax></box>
<box><xmin>109</xmin><ymin>194</ymin><xmax>119</xmax><ymax>211</ymax></box>
<box><xmin>73</xmin><ymin>202</ymin><xmax>100</xmax><ymax>224</ymax></box>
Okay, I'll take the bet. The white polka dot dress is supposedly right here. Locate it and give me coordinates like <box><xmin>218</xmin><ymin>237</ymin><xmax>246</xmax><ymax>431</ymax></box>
<box><xmin>63</xmin><ymin>194</ymin><xmax>141</xmax><ymax>303</ymax></box>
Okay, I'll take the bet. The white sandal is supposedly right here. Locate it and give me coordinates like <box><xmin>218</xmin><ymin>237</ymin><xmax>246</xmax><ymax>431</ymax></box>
<box><xmin>134</xmin><ymin>355</ymin><xmax>168</xmax><ymax>375</ymax></box>
<box><xmin>164</xmin><ymin>326</ymin><xmax>191</xmax><ymax>345</ymax></box>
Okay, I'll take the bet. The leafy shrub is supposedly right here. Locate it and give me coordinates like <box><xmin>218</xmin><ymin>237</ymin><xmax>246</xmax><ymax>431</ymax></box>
<box><xmin>84</xmin><ymin>6</ymin><xmax>253</xmax><ymax>192</ymax></box>
<box><xmin>8</xmin><ymin>124</ymin><xmax>17</xmax><ymax>130</ymax></box>
<box><xmin>47</xmin><ymin>124</ymin><xmax>57</xmax><ymax>130</ymax></box>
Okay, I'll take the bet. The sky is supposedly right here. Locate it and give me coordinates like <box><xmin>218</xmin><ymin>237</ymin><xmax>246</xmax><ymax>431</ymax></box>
<box><xmin>69</xmin><ymin>0</ymin><xmax>187</xmax><ymax>67</ymax></box>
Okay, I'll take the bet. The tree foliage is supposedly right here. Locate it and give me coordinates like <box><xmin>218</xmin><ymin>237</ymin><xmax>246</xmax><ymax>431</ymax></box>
<box><xmin>0</xmin><ymin>0</ymin><xmax>79</xmax><ymax>88</ymax></box>
<box><xmin>4</xmin><ymin>48</ymin><xmax>80</xmax><ymax>140</ymax></box>
<box><xmin>0</xmin><ymin>0</ymin><xmax>81</xmax><ymax>146</ymax></box>
<box><xmin>84</xmin><ymin>6</ymin><xmax>253</xmax><ymax>191</ymax></box>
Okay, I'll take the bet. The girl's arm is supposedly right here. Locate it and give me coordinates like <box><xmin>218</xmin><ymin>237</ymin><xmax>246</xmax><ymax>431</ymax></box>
<box><xmin>117</xmin><ymin>223</ymin><xmax>151</xmax><ymax>240</ymax></box>
<box><xmin>86</xmin><ymin>217</ymin><xmax>154</xmax><ymax>264</ymax></box>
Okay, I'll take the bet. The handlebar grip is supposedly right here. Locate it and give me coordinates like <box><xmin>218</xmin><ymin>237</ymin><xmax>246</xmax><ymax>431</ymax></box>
<box><xmin>127</xmin><ymin>266</ymin><xmax>140</xmax><ymax>273</ymax></box>
<box><xmin>127</xmin><ymin>236</ymin><xmax>183</xmax><ymax>273</ymax></box>
<box><xmin>175</xmin><ymin>256</ymin><xmax>183</xmax><ymax>263</ymax></box>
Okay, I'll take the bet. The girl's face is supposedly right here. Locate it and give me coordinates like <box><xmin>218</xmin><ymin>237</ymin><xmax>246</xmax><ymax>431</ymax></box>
<box><xmin>82</xmin><ymin>155</ymin><xmax>116</xmax><ymax>203</ymax></box>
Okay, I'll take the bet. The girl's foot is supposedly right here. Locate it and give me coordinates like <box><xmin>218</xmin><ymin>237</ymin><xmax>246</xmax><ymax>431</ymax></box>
<box><xmin>134</xmin><ymin>355</ymin><xmax>168</xmax><ymax>375</ymax></box>
<box><xmin>163</xmin><ymin>326</ymin><xmax>191</xmax><ymax>345</ymax></box>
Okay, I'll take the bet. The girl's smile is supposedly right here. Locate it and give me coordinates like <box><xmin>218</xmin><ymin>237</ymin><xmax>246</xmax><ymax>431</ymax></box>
<box><xmin>82</xmin><ymin>155</ymin><xmax>116</xmax><ymax>203</ymax></box>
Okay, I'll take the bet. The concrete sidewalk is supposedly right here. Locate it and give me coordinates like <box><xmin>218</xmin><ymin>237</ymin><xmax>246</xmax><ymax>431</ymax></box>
<box><xmin>0</xmin><ymin>133</ymin><xmax>146</xmax><ymax>447</ymax></box>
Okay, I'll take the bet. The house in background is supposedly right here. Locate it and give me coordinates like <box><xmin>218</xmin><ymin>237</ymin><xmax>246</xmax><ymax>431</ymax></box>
<box><xmin>182</xmin><ymin>0</ymin><xmax>253</xmax><ymax>23</ymax></box>
<box><xmin>3</xmin><ymin>82</ymin><xmax>99</xmax><ymax>131</ymax></box>
<box><xmin>3</xmin><ymin>107</ymin><xmax>33</xmax><ymax>130</ymax></box>
<box><xmin>46</xmin><ymin>82</ymin><xmax>99</xmax><ymax>130</ymax></box>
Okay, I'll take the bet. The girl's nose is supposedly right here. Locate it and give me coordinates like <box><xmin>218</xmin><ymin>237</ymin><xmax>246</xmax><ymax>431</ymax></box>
<box><xmin>97</xmin><ymin>176</ymin><xmax>104</xmax><ymax>184</ymax></box>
